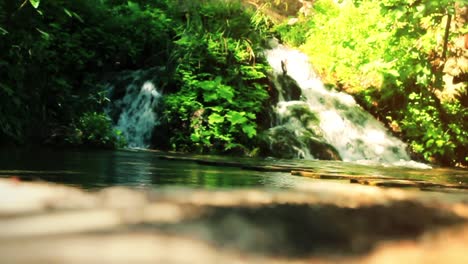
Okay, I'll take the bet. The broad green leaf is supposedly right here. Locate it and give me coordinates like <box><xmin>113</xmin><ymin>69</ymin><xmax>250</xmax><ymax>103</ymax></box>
<box><xmin>435</xmin><ymin>140</ymin><xmax>445</xmax><ymax>148</ymax></box>
<box><xmin>425</xmin><ymin>139</ymin><xmax>434</xmax><ymax>147</ymax></box>
<box><xmin>228</xmin><ymin>111</ymin><xmax>247</xmax><ymax>125</ymax></box>
<box><xmin>203</xmin><ymin>92</ymin><xmax>218</xmax><ymax>102</ymax></box>
<box><xmin>127</xmin><ymin>1</ymin><xmax>141</xmax><ymax>13</ymax></box>
<box><xmin>242</xmin><ymin>124</ymin><xmax>256</xmax><ymax>138</ymax></box>
<box><xmin>29</xmin><ymin>0</ymin><xmax>40</xmax><ymax>9</ymax></box>
<box><xmin>198</xmin><ymin>80</ymin><xmax>215</xmax><ymax>91</ymax></box>
<box><xmin>246</xmin><ymin>113</ymin><xmax>256</xmax><ymax>119</ymax></box>
<box><xmin>208</xmin><ymin>113</ymin><xmax>224</xmax><ymax>124</ymax></box>
<box><xmin>209</xmin><ymin>106</ymin><xmax>224</xmax><ymax>112</ymax></box>
<box><xmin>217</xmin><ymin>85</ymin><xmax>234</xmax><ymax>102</ymax></box>
<box><xmin>190</xmin><ymin>133</ymin><xmax>200</xmax><ymax>142</ymax></box>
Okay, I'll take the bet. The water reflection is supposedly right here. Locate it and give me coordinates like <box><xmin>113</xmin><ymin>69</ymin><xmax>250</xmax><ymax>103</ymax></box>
<box><xmin>0</xmin><ymin>148</ymin><xmax>466</xmax><ymax>189</ymax></box>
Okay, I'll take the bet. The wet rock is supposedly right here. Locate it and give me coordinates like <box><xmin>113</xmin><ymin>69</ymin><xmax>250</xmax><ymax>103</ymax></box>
<box><xmin>259</xmin><ymin>126</ymin><xmax>341</xmax><ymax>160</ymax></box>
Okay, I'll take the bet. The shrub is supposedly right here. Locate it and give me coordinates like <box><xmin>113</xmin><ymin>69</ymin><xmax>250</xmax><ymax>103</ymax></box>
<box><xmin>161</xmin><ymin>0</ymin><xmax>270</xmax><ymax>154</ymax></box>
<box><xmin>66</xmin><ymin>112</ymin><xmax>126</xmax><ymax>148</ymax></box>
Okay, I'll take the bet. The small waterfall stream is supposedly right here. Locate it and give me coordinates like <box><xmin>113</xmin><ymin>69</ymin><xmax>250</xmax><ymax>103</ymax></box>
<box><xmin>106</xmin><ymin>69</ymin><xmax>162</xmax><ymax>148</ymax></box>
<box><xmin>104</xmin><ymin>44</ymin><xmax>428</xmax><ymax>167</ymax></box>
<box><xmin>265</xmin><ymin>42</ymin><xmax>414</xmax><ymax>164</ymax></box>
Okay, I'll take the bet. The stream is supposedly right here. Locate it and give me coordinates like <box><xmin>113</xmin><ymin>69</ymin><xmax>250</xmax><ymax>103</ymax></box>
<box><xmin>2</xmin><ymin>42</ymin><xmax>467</xmax><ymax>191</ymax></box>
<box><xmin>0</xmin><ymin>148</ymin><xmax>466</xmax><ymax>190</ymax></box>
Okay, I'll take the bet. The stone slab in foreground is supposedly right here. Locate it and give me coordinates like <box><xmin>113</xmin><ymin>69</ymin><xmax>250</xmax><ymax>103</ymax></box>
<box><xmin>0</xmin><ymin>178</ymin><xmax>467</xmax><ymax>263</ymax></box>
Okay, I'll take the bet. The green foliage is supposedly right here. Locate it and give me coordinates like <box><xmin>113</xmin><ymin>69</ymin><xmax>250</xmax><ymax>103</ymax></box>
<box><xmin>66</xmin><ymin>112</ymin><xmax>126</xmax><ymax>148</ymax></box>
<box><xmin>302</xmin><ymin>0</ymin><xmax>387</xmax><ymax>91</ymax></box>
<box><xmin>274</xmin><ymin>0</ymin><xmax>466</xmax><ymax>165</ymax></box>
<box><xmin>366</xmin><ymin>0</ymin><xmax>466</xmax><ymax>166</ymax></box>
<box><xmin>0</xmin><ymin>0</ymin><xmax>268</xmax><ymax>153</ymax></box>
<box><xmin>401</xmin><ymin>93</ymin><xmax>454</xmax><ymax>162</ymax></box>
<box><xmin>4</xmin><ymin>0</ymin><xmax>462</xmax><ymax>164</ymax></box>
<box><xmin>274</xmin><ymin>20</ymin><xmax>313</xmax><ymax>46</ymax></box>
<box><xmin>161</xmin><ymin>0</ymin><xmax>270</xmax><ymax>154</ymax></box>
<box><xmin>0</xmin><ymin>0</ymin><xmax>171</xmax><ymax>147</ymax></box>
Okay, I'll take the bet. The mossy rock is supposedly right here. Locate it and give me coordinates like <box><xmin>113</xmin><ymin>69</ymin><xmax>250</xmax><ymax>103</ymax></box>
<box><xmin>258</xmin><ymin>126</ymin><xmax>341</xmax><ymax>160</ymax></box>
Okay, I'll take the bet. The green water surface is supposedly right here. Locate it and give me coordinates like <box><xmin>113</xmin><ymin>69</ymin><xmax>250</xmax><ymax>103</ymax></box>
<box><xmin>0</xmin><ymin>148</ymin><xmax>466</xmax><ymax>189</ymax></box>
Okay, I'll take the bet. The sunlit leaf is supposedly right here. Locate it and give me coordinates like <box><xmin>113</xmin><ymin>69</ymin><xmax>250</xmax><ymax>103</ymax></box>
<box><xmin>190</xmin><ymin>133</ymin><xmax>200</xmax><ymax>143</ymax></box>
<box><xmin>426</xmin><ymin>139</ymin><xmax>434</xmax><ymax>147</ymax></box>
<box><xmin>29</xmin><ymin>0</ymin><xmax>40</xmax><ymax>9</ymax></box>
<box><xmin>217</xmin><ymin>84</ymin><xmax>234</xmax><ymax>102</ymax></box>
<box><xmin>386</xmin><ymin>69</ymin><xmax>400</xmax><ymax>77</ymax></box>
<box><xmin>64</xmin><ymin>8</ymin><xmax>72</xmax><ymax>17</ymax></box>
<box><xmin>246</xmin><ymin>113</ymin><xmax>256</xmax><ymax>119</ymax></box>
<box><xmin>228</xmin><ymin>111</ymin><xmax>247</xmax><ymax>125</ymax></box>
<box><xmin>435</xmin><ymin>140</ymin><xmax>445</xmax><ymax>148</ymax></box>
<box><xmin>208</xmin><ymin>113</ymin><xmax>224</xmax><ymax>124</ymax></box>
<box><xmin>127</xmin><ymin>1</ymin><xmax>140</xmax><ymax>12</ymax></box>
<box><xmin>242</xmin><ymin>124</ymin><xmax>256</xmax><ymax>138</ymax></box>
<box><xmin>209</xmin><ymin>106</ymin><xmax>224</xmax><ymax>112</ymax></box>
<box><xmin>203</xmin><ymin>92</ymin><xmax>218</xmax><ymax>102</ymax></box>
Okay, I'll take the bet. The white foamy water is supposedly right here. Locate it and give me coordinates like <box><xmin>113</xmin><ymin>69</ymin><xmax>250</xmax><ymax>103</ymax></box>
<box><xmin>265</xmin><ymin>43</ymin><xmax>427</xmax><ymax>166</ymax></box>
<box><xmin>107</xmin><ymin>71</ymin><xmax>162</xmax><ymax>148</ymax></box>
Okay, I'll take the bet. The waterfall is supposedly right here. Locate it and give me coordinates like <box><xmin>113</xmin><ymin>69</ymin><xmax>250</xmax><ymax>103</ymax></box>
<box><xmin>106</xmin><ymin>69</ymin><xmax>162</xmax><ymax>148</ymax></box>
<box><xmin>265</xmin><ymin>42</ymin><xmax>415</xmax><ymax>164</ymax></box>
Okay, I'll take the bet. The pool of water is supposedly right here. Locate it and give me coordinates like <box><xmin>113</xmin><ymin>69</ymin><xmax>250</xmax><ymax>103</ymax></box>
<box><xmin>0</xmin><ymin>148</ymin><xmax>467</xmax><ymax>189</ymax></box>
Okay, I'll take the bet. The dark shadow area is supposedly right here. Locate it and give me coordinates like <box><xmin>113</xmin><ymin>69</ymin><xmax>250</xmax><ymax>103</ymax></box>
<box><xmin>156</xmin><ymin>201</ymin><xmax>466</xmax><ymax>257</ymax></box>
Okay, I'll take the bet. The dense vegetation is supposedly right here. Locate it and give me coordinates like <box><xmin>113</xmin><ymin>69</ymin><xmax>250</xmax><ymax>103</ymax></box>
<box><xmin>158</xmin><ymin>1</ymin><xmax>271</xmax><ymax>154</ymax></box>
<box><xmin>0</xmin><ymin>0</ymin><xmax>271</xmax><ymax>152</ymax></box>
<box><xmin>0</xmin><ymin>0</ymin><xmax>466</xmax><ymax>166</ymax></box>
<box><xmin>0</xmin><ymin>0</ymin><xmax>172</xmax><ymax>147</ymax></box>
<box><xmin>275</xmin><ymin>0</ymin><xmax>467</xmax><ymax>166</ymax></box>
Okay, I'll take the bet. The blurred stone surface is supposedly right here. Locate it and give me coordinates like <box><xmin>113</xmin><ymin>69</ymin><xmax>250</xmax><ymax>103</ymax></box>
<box><xmin>0</xmin><ymin>178</ymin><xmax>467</xmax><ymax>263</ymax></box>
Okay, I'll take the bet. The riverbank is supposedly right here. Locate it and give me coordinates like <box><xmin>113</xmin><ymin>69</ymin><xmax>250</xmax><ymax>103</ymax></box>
<box><xmin>1</xmin><ymin>178</ymin><xmax>467</xmax><ymax>263</ymax></box>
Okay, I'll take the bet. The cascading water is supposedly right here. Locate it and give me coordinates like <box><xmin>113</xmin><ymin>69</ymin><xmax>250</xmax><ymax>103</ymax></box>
<box><xmin>265</xmin><ymin>41</ymin><xmax>415</xmax><ymax>164</ymax></box>
<box><xmin>106</xmin><ymin>68</ymin><xmax>162</xmax><ymax>148</ymax></box>
<box><xmin>102</xmin><ymin>43</ymin><xmax>426</xmax><ymax>167</ymax></box>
